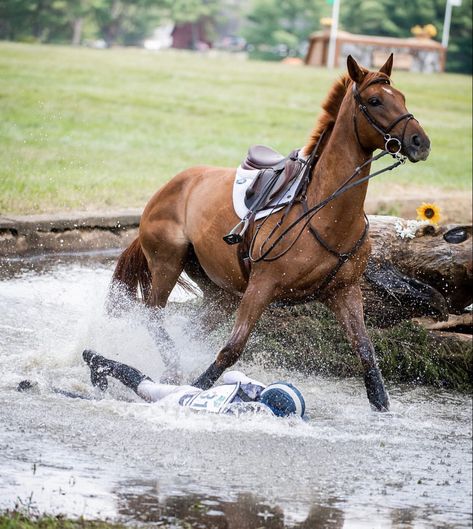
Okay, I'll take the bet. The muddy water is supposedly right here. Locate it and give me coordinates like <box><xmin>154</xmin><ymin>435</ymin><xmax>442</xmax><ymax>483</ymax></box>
<box><xmin>0</xmin><ymin>252</ymin><xmax>471</xmax><ymax>528</ymax></box>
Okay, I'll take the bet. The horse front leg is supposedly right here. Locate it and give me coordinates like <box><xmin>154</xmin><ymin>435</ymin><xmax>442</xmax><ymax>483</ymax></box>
<box><xmin>326</xmin><ymin>283</ymin><xmax>390</xmax><ymax>411</ymax></box>
<box><xmin>192</xmin><ymin>279</ymin><xmax>274</xmax><ymax>390</ymax></box>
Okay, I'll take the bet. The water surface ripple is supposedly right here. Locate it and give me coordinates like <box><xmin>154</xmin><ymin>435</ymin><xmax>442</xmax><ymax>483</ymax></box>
<box><xmin>0</xmin><ymin>253</ymin><xmax>471</xmax><ymax>528</ymax></box>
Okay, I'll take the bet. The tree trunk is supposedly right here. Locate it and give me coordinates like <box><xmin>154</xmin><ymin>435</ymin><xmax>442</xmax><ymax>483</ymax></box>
<box><xmin>72</xmin><ymin>17</ymin><xmax>83</xmax><ymax>46</ymax></box>
<box><xmin>362</xmin><ymin>215</ymin><xmax>472</xmax><ymax>327</ymax></box>
<box><xmin>32</xmin><ymin>0</ymin><xmax>45</xmax><ymax>40</ymax></box>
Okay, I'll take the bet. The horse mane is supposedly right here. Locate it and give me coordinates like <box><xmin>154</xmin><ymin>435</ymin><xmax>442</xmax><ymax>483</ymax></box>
<box><xmin>302</xmin><ymin>73</ymin><xmax>351</xmax><ymax>156</ymax></box>
<box><xmin>302</xmin><ymin>69</ymin><xmax>385</xmax><ymax>156</ymax></box>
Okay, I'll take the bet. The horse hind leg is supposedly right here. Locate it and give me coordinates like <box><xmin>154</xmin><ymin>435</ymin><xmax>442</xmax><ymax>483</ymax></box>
<box><xmin>142</xmin><ymin>235</ymin><xmax>192</xmax><ymax>383</ymax></box>
<box><xmin>192</xmin><ymin>276</ymin><xmax>238</xmax><ymax>334</ymax></box>
<box><xmin>325</xmin><ymin>284</ymin><xmax>390</xmax><ymax>411</ymax></box>
<box><xmin>181</xmin><ymin>244</ymin><xmax>238</xmax><ymax>333</ymax></box>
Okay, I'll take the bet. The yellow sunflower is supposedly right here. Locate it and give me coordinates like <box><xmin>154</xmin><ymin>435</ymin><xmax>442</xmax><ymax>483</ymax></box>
<box><xmin>416</xmin><ymin>202</ymin><xmax>441</xmax><ymax>224</ymax></box>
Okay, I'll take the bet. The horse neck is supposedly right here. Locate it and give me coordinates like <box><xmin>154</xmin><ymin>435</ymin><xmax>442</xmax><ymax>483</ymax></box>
<box><xmin>308</xmin><ymin>98</ymin><xmax>372</xmax><ymax>224</ymax></box>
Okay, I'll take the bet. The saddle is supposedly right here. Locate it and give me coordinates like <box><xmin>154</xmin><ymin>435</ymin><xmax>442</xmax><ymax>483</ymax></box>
<box><xmin>223</xmin><ymin>145</ymin><xmax>305</xmax><ymax>245</ymax></box>
<box><xmin>241</xmin><ymin>145</ymin><xmax>301</xmax><ymax>211</ymax></box>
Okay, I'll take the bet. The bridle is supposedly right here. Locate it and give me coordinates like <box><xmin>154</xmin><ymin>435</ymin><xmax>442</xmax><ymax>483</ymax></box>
<box><xmin>235</xmin><ymin>76</ymin><xmax>417</xmax><ymax>295</ymax></box>
<box><xmin>352</xmin><ymin>77</ymin><xmax>415</xmax><ymax>155</ymax></box>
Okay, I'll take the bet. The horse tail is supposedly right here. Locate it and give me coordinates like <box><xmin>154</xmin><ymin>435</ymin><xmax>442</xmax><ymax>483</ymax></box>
<box><xmin>109</xmin><ymin>237</ymin><xmax>199</xmax><ymax>308</ymax></box>
<box><xmin>110</xmin><ymin>237</ymin><xmax>152</xmax><ymax>302</ymax></box>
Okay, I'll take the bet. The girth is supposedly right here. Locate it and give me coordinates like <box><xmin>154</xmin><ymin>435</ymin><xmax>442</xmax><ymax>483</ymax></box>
<box><xmin>302</xmin><ymin>201</ymin><xmax>370</xmax><ymax>297</ymax></box>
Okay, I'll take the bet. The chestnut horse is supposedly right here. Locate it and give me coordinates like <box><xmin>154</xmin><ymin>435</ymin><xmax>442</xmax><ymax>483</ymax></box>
<box><xmin>111</xmin><ymin>55</ymin><xmax>430</xmax><ymax>411</ymax></box>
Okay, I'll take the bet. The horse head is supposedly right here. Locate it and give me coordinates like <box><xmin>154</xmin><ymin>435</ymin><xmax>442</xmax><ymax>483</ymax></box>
<box><xmin>347</xmin><ymin>54</ymin><xmax>431</xmax><ymax>163</ymax></box>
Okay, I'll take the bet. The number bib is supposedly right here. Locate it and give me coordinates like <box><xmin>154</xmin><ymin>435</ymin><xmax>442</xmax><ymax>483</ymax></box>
<box><xmin>179</xmin><ymin>383</ymin><xmax>240</xmax><ymax>414</ymax></box>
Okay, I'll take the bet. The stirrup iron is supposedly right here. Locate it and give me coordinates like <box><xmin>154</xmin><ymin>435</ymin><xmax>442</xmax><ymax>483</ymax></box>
<box><xmin>223</xmin><ymin>218</ymin><xmax>250</xmax><ymax>245</ymax></box>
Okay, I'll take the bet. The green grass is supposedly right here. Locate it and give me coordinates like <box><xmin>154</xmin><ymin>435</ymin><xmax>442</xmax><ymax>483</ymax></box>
<box><xmin>0</xmin><ymin>512</ymin><xmax>191</xmax><ymax>529</ymax></box>
<box><xmin>0</xmin><ymin>42</ymin><xmax>471</xmax><ymax>214</ymax></box>
<box><xmin>0</xmin><ymin>513</ymin><xmax>129</xmax><ymax>529</ymax></box>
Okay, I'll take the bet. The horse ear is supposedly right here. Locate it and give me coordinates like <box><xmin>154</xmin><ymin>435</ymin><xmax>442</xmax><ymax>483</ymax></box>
<box><xmin>347</xmin><ymin>55</ymin><xmax>366</xmax><ymax>84</ymax></box>
<box><xmin>379</xmin><ymin>53</ymin><xmax>394</xmax><ymax>77</ymax></box>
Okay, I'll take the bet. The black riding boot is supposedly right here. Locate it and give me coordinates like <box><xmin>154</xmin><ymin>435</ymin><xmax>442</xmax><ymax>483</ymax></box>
<box><xmin>82</xmin><ymin>350</ymin><xmax>150</xmax><ymax>393</ymax></box>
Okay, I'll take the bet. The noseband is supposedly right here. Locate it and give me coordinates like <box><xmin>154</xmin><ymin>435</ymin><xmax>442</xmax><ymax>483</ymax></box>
<box><xmin>352</xmin><ymin>78</ymin><xmax>414</xmax><ymax>155</ymax></box>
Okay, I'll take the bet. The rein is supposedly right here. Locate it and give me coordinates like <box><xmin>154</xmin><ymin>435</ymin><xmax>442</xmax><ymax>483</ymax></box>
<box><xmin>248</xmin><ymin>143</ymin><xmax>404</xmax><ymax>262</ymax></box>
<box><xmin>243</xmin><ymin>77</ymin><xmax>412</xmax><ymax>292</ymax></box>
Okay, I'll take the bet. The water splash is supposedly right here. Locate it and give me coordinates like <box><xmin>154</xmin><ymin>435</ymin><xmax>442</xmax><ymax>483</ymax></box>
<box><xmin>0</xmin><ymin>252</ymin><xmax>471</xmax><ymax>528</ymax></box>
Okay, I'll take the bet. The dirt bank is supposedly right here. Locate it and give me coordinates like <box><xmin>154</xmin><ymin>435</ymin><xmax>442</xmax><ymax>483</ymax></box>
<box><xmin>0</xmin><ymin>189</ymin><xmax>471</xmax><ymax>257</ymax></box>
<box><xmin>0</xmin><ymin>210</ymin><xmax>140</xmax><ymax>256</ymax></box>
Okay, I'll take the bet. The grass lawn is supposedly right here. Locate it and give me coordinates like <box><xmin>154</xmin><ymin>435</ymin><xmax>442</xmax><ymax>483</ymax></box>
<box><xmin>0</xmin><ymin>42</ymin><xmax>471</xmax><ymax>214</ymax></box>
<box><xmin>0</xmin><ymin>513</ymin><xmax>129</xmax><ymax>529</ymax></box>
<box><xmin>0</xmin><ymin>512</ymin><xmax>188</xmax><ymax>528</ymax></box>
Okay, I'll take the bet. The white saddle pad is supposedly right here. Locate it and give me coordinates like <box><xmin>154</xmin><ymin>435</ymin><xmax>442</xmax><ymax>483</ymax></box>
<box><xmin>232</xmin><ymin>152</ymin><xmax>308</xmax><ymax>221</ymax></box>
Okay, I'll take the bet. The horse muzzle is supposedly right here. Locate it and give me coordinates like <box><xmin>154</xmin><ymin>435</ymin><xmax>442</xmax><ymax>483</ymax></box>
<box><xmin>404</xmin><ymin>132</ymin><xmax>431</xmax><ymax>163</ymax></box>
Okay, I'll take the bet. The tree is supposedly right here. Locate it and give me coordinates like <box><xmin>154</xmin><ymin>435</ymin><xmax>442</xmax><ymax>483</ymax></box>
<box><xmin>242</xmin><ymin>0</ymin><xmax>323</xmax><ymax>59</ymax></box>
<box><xmin>447</xmin><ymin>0</ymin><xmax>472</xmax><ymax>73</ymax></box>
<box><xmin>0</xmin><ymin>0</ymin><xmax>72</xmax><ymax>42</ymax></box>
<box><xmin>90</xmin><ymin>0</ymin><xmax>165</xmax><ymax>46</ymax></box>
<box><xmin>68</xmin><ymin>0</ymin><xmax>91</xmax><ymax>45</ymax></box>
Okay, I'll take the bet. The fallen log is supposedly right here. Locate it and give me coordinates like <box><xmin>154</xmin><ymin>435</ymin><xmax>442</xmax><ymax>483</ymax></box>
<box><xmin>205</xmin><ymin>215</ymin><xmax>472</xmax><ymax>390</ymax></box>
<box><xmin>362</xmin><ymin>215</ymin><xmax>472</xmax><ymax>327</ymax></box>
<box><xmin>414</xmin><ymin>313</ymin><xmax>473</xmax><ymax>333</ymax></box>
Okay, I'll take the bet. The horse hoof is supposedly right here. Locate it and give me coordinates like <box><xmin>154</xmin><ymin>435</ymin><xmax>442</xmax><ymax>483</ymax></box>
<box><xmin>364</xmin><ymin>367</ymin><xmax>390</xmax><ymax>412</ymax></box>
<box><xmin>191</xmin><ymin>374</ymin><xmax>214</xmax><ymax>390</ymax></box>
<box><xmin>192</xmin><ymin>362</ymin><xmax>222</xmax><ymax>390</ymax></box>
<box><xmin>370</xmin><ymin>399</ymin><xmax>390</xmax><ymax>412</ymax></box>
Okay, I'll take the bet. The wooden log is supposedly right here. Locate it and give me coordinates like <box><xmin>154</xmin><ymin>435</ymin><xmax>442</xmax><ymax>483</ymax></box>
<box><xmin>362</xmin><ymin>215</ymin><xmax>472</xmax><ymax>327</ymax></box>
<box><xmin>414</xmin><ymin>313</ymin><xmax>473</xmax><ymax>332</ymax></box>
<box><xmin>234</xmin><ymin>215</ymin><xmax>472</xmax><ymax>389</ymax></box>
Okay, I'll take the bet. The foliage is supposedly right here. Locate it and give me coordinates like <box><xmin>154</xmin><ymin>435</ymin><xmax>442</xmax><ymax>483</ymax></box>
<box><xmin>446</xmin><ymin>0</ymin><xmax>473</xmax><ymax>73</ymax></box>
<box><xmin>0</xmin><ymin>0</ymin><xmax>74</xmax><ymax>42</ymax></box>
<box><xmin>0</xmin><ymin>0</ymin><xmax>223</xmax><ymax>46</ymax></box>
<box><xmin>243</xmin><ymin>0</ymin><xmax>472</xmax><ymax>71</ymax></box>
<box><xmin>242</xmin><ymin>0</ymin><xmax>323</xmax><ymax>59</ymax></box>
<box><xmin>90</xmin><ymin>0</ymin><xmax>168</xmax><ymax>46</ymax></box>
<box><xmin>0</xmin><ymin>511</ymin><xmax>192</xmax><ymax>528</ymax></box>
<box><xmin>164</xmin><ymin>0</ymin><xmax>222</xmax><ymax>24</ymax></box>
<box><xmin>341</xmin><ymin>0</ymin><xmax>445</xmax><ymax>37</ymax></box>
<box><xmin>245</xmin><ymin>303</ymin><xmax>472</xmax><ymax>392</ymax></box>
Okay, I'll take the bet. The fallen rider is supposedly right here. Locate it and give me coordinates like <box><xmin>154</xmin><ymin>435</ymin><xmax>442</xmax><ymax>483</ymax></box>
<box><xmin>82</xmin><ymin>350</ymin><xmax>306</xmax><ymax>418</ymax></box>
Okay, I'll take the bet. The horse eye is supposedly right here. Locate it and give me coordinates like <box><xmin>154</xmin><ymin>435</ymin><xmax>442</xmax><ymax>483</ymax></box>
<box><xmin>443</xmin><ymin>227</ymin><xmax>469</xmax><ymax>244</ymax></box>
<box><xmin>368</xmin><ymin>97</ymin><xmax>382</xmax><ymax>106</ymax></box>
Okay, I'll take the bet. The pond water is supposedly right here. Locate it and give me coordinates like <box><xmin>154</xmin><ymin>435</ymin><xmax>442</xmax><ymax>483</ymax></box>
<box><xmin>0</xmin><ymin>252</ymin><xmax>471</xmax><ymax>528</ymax></box>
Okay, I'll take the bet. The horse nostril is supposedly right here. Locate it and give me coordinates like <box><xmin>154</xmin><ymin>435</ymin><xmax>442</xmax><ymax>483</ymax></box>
<box><xmin>411</xmin><ymin>134</ymin><xmax>421</xmax><ymax>147</ymax></box>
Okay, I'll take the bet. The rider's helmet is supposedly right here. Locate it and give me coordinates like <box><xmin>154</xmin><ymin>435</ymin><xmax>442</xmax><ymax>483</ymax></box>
<box><xmin>259</xmin><ymin>382</ymin><xmax>306</xmax><ymax>417</ymax></box>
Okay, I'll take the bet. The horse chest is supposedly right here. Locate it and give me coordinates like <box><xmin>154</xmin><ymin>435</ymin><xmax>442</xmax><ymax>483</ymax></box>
<box><xmin>265</xmin><ymin>240</ymin><xmax>369</xmax><ymax>301</ymax></box>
